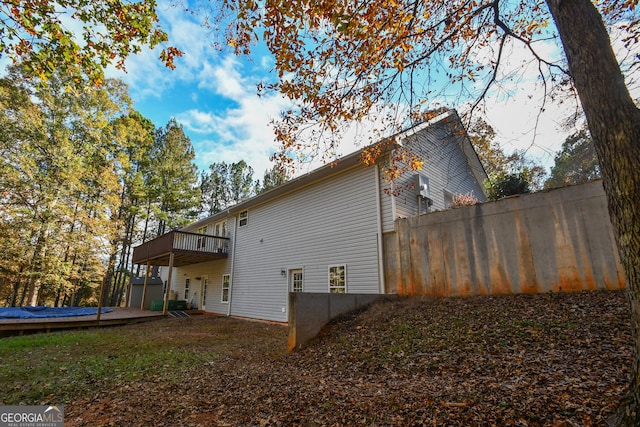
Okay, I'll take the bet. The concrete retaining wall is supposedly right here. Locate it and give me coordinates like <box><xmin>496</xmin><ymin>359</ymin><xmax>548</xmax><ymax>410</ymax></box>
<box><xmin>287</xmin><ymin>292</ymin><xmax>380</xmax><ymax>351</ymax></box>
<box><xmin>384</xmin><ymin>180</ymin><xmax>626</xmax><ymax>296</ymax></box>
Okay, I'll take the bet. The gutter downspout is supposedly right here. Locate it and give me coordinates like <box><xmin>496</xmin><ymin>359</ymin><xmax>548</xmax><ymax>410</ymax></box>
<box><xmin>374</xmin><ymin>164</ymin><xmax>386</xmax><ymax>294</ymax></box>
<box><xmin>227</xmin><ymin>213</ymin><xmax>238</xmax><ymax>316</ymax></box>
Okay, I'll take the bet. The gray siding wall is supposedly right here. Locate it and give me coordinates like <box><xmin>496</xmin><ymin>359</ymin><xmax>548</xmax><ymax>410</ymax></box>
<box><xmin>378</xmin><ymin>164</ymin><xmax>396</xmax><ymax>234</ymax></box>
<box><xmin>170</xmin><ymin>258</ymin><xmax>232</xmax><ymax>313</ymax></box>
<box><xmin>380</xmin><ymin>121</ymin><xmax>486</xmax><ymax>230</ymax></box>
<box><xmin>229</xmin><ymin>165</ymin><xmax>381</xmax><ymax>322</ymax></box>
<box><xmin>161</xmin><ymin>114</ymin><xmax>485</xmax><ymax>321</ymax></box>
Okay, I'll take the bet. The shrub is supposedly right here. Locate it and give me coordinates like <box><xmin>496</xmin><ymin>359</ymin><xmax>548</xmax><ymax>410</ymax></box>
<box><xmin>451</xmin><ymin>192</ymin><xmax>479</xmax><ymax>208</ymax></box>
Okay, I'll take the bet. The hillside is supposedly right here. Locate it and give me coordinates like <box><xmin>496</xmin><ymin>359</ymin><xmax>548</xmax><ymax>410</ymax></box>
<box><xmin>2</xmin><ymin>290</ymin><xmax>629</xmax><ymax>426</ymax></box>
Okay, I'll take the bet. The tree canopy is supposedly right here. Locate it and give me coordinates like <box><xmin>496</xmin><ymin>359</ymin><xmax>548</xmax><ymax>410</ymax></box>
<box><xmin>149</xmin><ymin>119</ymin><xmax>201</xmax><ymax>236</ymax></box>
<box><xmin>0</xmin><ymin>66</ymin><xmax>132</xmax><ymax>306</ymax></box>
<box><xmin>199</xmin><ymin>161</ymin><xmax>292</xmax><ymax>216</ymax></box>
<box><xmin>0</xmin><ymin>0</ymin><xmax>181</xmax><ymax>84</ymax></box>
<box><xmin>200</xmin><ymin>160</ymin><xmax>254</xmax><ymax>216</ymax></box>
<box><xmin>468</xmin><ymin>117</ymin><xmax>546</xmax><ymax>197</ymax></box>
<box><xmin>209</xmin><ymin>0</ymin><xmax>638</xmax><ymax>166</ymax></box>
<box><xmin>0</xmin><ymin>65</ymin><xmax>201</xmax><ymax>308</ymax></box>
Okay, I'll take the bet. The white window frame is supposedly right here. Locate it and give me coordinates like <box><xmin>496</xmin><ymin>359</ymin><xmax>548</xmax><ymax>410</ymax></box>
<box><xmin>214</xmin><ymin>221</ymin><xmax>227</xmax><ymax>252</ymax></box>
<box><xmin>239</xmin><ymin>210</ymin><xmax>248</xmax><ymax>227</ymax></box>
<box><xmin>291</xmin><ymin>269</ymin><xmax>303</xmax><ymax>293</ymax></box>
<box><xmin>184</xmin><ymin>278</ymin><xmax>190</xmax><ymax>301</ymax></box>
<box><xmin>328</xmin><ymin>264</ymin><xmax>347</xmax><ymax>293</ymax></box>
<box><xmin>221</xmin><ymin>274</ymin><xmax>231</xmax><ymax>303</ymax></box>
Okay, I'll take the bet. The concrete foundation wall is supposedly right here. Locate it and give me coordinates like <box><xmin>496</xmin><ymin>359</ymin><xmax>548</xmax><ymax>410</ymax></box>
<box><xmin>384</xmin><ymin>180</ymin><xmax>626</xmax><ymax>296</ymax></box>
<box><xmin>288</xmin><ymin>292</ymin><xmax>380</xmax><ymax>351</ymax></box>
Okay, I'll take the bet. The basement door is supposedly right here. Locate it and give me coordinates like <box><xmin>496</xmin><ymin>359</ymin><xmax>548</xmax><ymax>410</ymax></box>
<box><xmin>200</xmin><ymin>276</ymin><xmax>209</xmax><ymax>311</ymax></box>
<box><xmin>290</xmin><ymin>269</ymin><xmax>303</xmax><ymax>293</ymax></box>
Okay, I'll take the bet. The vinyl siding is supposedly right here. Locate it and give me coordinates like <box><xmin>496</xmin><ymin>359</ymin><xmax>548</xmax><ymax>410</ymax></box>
<box><xmin>168</xmin><ymin>259</ymin><xmax>230</xmax><ymax>311</ymax></box>
<box><xmin>160</xmin><ymin>112</ymin><xmax>486</xmax><ymax>322</ymax></box>
<box><xmin>166</xmin><ymin>218</ymin><xmax>235</xmax><ymax>315</ymax></box>
<box><xmin>378</xmin><ymin>164</ymin><xmax>397</xmax><ymax>233</ymax></box>
<box><xmin>383</xmin><ymin>121</ymin><xmax>487</xmax><ymax>221</ymax></box>
<box><xmin>229</xmin><ymin>165</ymin><xmax>381</xmax><ymax>322</ymax></box>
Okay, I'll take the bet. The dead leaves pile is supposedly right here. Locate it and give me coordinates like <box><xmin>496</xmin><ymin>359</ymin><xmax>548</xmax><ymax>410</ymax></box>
<box><xmin>66</xmin><ymin>290</ymin><xmax>630</xmax><ymax>426</ymax></box>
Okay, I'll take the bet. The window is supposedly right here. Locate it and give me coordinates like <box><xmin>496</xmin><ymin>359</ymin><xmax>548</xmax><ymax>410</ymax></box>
<box><xmin>328</xmin><ymin>265</ymin><xmax>346</xmax><ymax>293</ymax></box>
<box><xmin>291</xmin><ymin>270</ymin><xmax>303</xmax><ymax>293</ymax></box>
<box><xmin>222</xmin><ymin>274</ymin><xmax>230</xmax><ymax>303</ymax></box>
<box><xmin>239</xmin><ymin>210</ymin><xmax>248</xmax><ymax>227</ymax></box>
<box><xmin>184</xmin><ymin>278</ymin><xmax>190</xmax><ymax>301</ymax></box>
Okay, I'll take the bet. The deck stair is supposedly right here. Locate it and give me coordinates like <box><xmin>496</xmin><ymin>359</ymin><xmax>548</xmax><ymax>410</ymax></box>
<box><xmin>168</xmin><ymin>311</ymin><xmax>190</xmax><ymax>318</ymax></box>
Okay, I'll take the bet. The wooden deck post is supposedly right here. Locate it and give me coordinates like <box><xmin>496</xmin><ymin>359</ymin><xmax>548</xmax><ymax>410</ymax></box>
<box><xmin>96</xmin><ymin>278</ymin><xmax>106</xmax><ymax>323</ymax></box>
<box><xmin>140</xmin><ymin>261</ymin><xmax>150</xmax><ymax>310</ymax></box>
<box><xmin>163</xmin><ymin>252</ymin><xmax>175</xmax><ymax>314</ymax></box>
<box><xmin>125</xmin><ymin>258</ymin><xmax>135</xmax><ymax>307</ymax></box>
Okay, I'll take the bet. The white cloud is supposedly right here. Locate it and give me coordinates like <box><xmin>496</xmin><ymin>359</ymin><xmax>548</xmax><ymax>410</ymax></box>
<box><xmin>105</xmin><ymin>0</ymin><xmax>213</xmax><ymax>100</ymax></box>
<box><xmin>174</xmin><ymin>56</ymin><xmax>291</xmax><ymax>176</ymax></box>
<box><xmin>201</xmin><ymin>56</ymin><xmax>247</xmax><ymax>98</ymax></box>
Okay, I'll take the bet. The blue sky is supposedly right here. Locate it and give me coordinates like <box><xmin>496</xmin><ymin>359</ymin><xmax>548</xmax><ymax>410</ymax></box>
<box><xmin>104</xmin><ymin>3</ymin><xmax>290</xmax><ymax>177</ymax></box>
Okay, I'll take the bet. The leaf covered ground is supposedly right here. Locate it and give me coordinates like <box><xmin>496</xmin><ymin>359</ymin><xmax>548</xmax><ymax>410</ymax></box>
<box><xmin>0</xmin><ymin>290</ymin><xmax>631</xmax><ymax>426</ymax></box>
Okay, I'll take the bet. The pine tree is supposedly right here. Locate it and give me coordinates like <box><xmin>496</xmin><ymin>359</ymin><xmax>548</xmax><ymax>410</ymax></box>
<box><xmin>147</xmin><ymin>119</ymin><xmax>200</xmax><ymax>237</ymax></box>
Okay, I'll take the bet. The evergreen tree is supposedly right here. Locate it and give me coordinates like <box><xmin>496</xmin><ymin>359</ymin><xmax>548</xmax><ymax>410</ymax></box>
<box><xmin>200</xmin><ymin>161</ymin><xmax>256</xmax><ymax>215</ymax></box>
<box><xmin>545</xmin><ymin>128</ymin><xmax>601</xmax><ymax>189</ymax></box>
<box><xmin>468</xmin><ymin>118</ymin><xmax>546</xmax><ymax>196</ymax></box>
<box><xmin>258</xmin><ymin>165</ymin><xmax>291</xmax><ymax>194</ymax></box>
<box><xmin>148</xmin><ymin>119</ymin><xmax>200</xmax><ymax>237</ymax></box>
<box><xmin>103</xmin><ymin>111</ymin><xmax>156</xmax><ymax>306</ymax></box>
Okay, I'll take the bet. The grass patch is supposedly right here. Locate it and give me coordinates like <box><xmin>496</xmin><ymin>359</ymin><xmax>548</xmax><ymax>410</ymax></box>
<box><xmin>0</xmin><ymin>316</ymin><xmax>286</xmax><ymax>405</ymax></box>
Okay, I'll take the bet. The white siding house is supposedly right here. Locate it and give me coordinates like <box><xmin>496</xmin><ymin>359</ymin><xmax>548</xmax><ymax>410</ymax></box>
<box><xmin>131</xmin><ymin>110</ymin><xmax>488</xmax><ymax>323</ymax></box>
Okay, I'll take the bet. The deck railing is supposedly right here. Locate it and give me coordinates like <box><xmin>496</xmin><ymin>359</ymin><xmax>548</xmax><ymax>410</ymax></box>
<box><xmin>173</xmin><ymin>231</ymin><xmax>229</xmax><ymax>254</ymax></box>
<box><xmin>132</xmin><ymin>230</ymin><xmax>230</xmax><ymax>264</ymax></box>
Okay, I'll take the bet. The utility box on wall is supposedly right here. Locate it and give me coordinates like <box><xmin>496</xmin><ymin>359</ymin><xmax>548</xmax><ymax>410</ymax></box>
<box><xmin>415</xmin><ymin>174</ymin><xmax>431</xmax><ymax>199</ymax></box>
<box><xmin>415</xmin><ymin>174</ymin><xmax>433</xmax><ymax>214</ymax></box>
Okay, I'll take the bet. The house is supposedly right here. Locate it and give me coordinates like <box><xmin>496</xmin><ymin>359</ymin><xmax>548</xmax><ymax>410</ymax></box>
<box><xmin>130</xmin><ymin>110</ymin><xmax>488</xmax><ymax>322</ymax></box>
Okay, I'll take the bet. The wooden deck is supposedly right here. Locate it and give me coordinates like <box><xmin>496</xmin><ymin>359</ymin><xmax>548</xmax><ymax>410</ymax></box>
<box><xmin>0</xmin><ymin>308</ymin><xmax>167</xmax><ymax>338</ymax></box>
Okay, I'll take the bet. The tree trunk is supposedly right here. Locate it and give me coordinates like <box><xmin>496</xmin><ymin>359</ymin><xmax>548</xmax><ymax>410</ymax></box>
<box><xmin>545</xmin><ymin>0</ymin><xmax>640</xmax><ymax>425</ymax></box>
